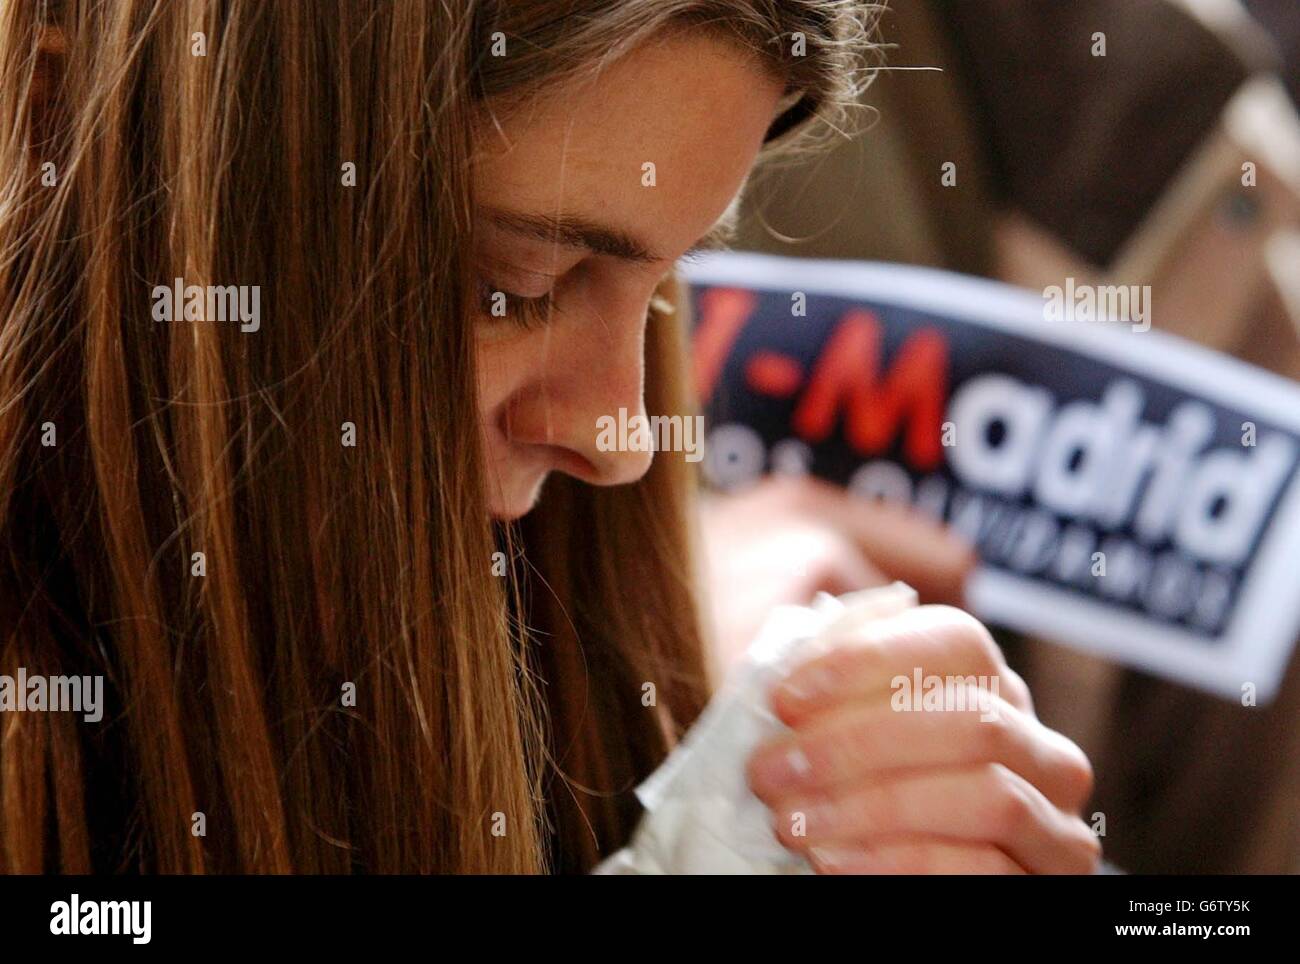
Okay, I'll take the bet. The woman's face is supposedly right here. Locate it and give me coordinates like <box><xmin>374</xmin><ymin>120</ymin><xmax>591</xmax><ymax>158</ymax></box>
<box><xmin>471</xmin><ymin>35</ymin><xmax>787</xmax><ymax>519</ymax></box>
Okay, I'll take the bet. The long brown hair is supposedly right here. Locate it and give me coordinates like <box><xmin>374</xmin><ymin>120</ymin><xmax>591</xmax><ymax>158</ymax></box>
<box><xmin>0</xmin><ymin>0</ymin><xmax>874</xmax><ymax>873</ymax></box>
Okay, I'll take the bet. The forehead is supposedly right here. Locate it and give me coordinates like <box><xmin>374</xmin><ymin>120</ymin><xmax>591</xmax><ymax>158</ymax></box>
<box><xmin>469</xmin><ymin>34</ymin><xmax>785</xmax><ymax>258</ymax></box>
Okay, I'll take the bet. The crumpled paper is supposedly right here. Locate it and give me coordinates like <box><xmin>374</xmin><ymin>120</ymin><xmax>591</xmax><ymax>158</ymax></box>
<box><xmin>594</xmin><ymin>581</ymin><xmax>919</xmax><ymax>875</ymax></box>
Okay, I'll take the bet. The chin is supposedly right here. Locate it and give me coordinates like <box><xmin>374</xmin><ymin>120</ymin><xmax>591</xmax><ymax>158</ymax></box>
<box><xmin>488</xmin><ymin>472</ymin><xmax>550</xmax><ymax>522</ymax></box>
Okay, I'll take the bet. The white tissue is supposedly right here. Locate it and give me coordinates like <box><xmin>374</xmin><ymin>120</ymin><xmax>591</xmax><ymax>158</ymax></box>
<box><xmin>594</xmin><ymin>581</ymin><xmax>919</xmax><ymax>875</ymax></box>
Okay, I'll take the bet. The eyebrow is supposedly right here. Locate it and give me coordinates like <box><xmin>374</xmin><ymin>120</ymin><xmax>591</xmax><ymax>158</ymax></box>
<box><xmin>480</xmin><ymin>204</ymin><xmax>738</xmax><ymax>265</ymax></box>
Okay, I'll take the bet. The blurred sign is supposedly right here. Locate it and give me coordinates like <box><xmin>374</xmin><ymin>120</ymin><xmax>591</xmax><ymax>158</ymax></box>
<box><xmin>684</xmin><ymin>251</ymin><xmax>1300</xmax><ymax>701</ymax></box>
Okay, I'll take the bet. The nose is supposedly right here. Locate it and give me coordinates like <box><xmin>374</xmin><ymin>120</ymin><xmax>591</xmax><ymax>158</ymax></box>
<box><xmin>504</xmin><ymin>302</ymin><xmax>654</xmax><ymax>488</ymax></box>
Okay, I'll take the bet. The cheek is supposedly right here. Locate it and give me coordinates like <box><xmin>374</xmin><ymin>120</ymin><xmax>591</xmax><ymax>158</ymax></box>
<box><xmin>474</xmin><ymin>337</ymin><xmax>529</xmax><ymax>453</ymax></box>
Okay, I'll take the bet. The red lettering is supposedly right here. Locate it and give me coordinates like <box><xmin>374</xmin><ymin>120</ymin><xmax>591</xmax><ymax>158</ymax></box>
<box><xmin>745</xmin><ymin>352</ymin><xmax>803</xmax><ymax>398</ymax></box>
<box><xmin>791</xmin><ymin>310</ymin><xmax>948</xmax><ymax>470</ymax></box>
<box><xmin>691</xmin><ymin>287</ymin><xmax>756</xmax><ymax>403</ymax></box>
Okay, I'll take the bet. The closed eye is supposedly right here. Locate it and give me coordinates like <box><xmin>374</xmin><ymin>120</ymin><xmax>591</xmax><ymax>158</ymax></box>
<box><xmin>476</xmin><ymin>278</ymin><xmax>556</xmax><ymax>330</ymax></box>
<box><xmin>677</xmin><ymin>241</ymin><xmax>730</xmax><ymax>264</ymax></box>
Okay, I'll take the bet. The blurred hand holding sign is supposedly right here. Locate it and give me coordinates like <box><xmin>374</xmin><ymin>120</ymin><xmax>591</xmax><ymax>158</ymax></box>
<box><xmin>685</xmin><ymin>251</ymin><xmax>1300</xmax><ymax>703</ymax></box>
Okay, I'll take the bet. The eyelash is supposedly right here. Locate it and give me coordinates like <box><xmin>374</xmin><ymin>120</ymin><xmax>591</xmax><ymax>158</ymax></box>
<box><xmin>476</xmin><ymin>278</ymin><xmax>555</xmax><ymax>330</ymax></box>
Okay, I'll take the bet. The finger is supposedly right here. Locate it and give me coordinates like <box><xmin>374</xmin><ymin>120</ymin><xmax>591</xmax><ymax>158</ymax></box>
<box><xmin>809</xmin><ymin>837</ymin><xmax>1026</xmax><ymax>875</ymax></box>
<box><xmin>782</xmin><ymin>476</ymin><xmax>975</xmax><ymax>606</ymax></box>
<box><xmin>749</xmin><ymin>694</ymin><xmax>1095</xmax><ymax>812</ymax></box>
<box><xmin>773</xmin><ymin>605</ymin><xmax>1034</xmax><ymax>723</ymax></box>
<box><xmin>700</xmin><ymin>521</ymin><xmax>887</xmax><ymax>670</ymax></box>
<box><xmin>771</xmin><ymin>763</ymin><xmax>1102</xmax><ymax>875</ymax></box>
<box><xmin>800</xmin><ymin>538</ymin><xmax>888</xmax><ymax>598</ymax></box>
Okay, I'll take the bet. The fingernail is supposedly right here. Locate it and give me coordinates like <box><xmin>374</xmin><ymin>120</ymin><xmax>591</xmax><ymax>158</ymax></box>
<box><xmin>809</xmin><ymin>845</ymin><xmax>883</xmax><ymax>874</ymax></box>
<box><xmin>787</xmin><ymin>798</ymin><xmax>839</xmax><ymax>836</ymax></box>
<box><xmin>809</xmin><ymin>845</ymin><xmax>866</xmax><ymax>872</ymax></box>
<box><xmin>751</xmin><ymin>743</ymin><xmax>813</xmax><ymax>790</ymax></box>
<box><xmin>778</xmin><ymin>665</ymin><xmax>836</xmax><ymax>707</ymax></box>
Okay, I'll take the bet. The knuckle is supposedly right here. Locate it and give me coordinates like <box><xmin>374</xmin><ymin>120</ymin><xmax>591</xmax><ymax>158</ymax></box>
<box><xmin>977</xmin><ymin>703</ymin><xmax>1016</xmax><ymax>759</ymax></box>
<box><xmin>927</xmin><ymin>605</ymin><xmax>1005</xmax><ymax>671</ymax></box>
<box><xmin>985</xmin><ymin>763</ymin><xmax>1035</xmax><ymax>837</ymax></box>
<box><xmin>1062</xmin><ymin>744</ymin><xmax>1096</xmax><ymax>806</ymax></box>
<box><xmin>1000</xmin><ymin>667</ymin><xmax>1035</xmax><ymax>712</ymax></box>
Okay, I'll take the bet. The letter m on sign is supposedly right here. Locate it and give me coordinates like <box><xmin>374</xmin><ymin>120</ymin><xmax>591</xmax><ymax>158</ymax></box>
<box><xmin>792</xmin><ymin>310</ymin><xmax>947</xmax><ymax>471</ymax></box>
